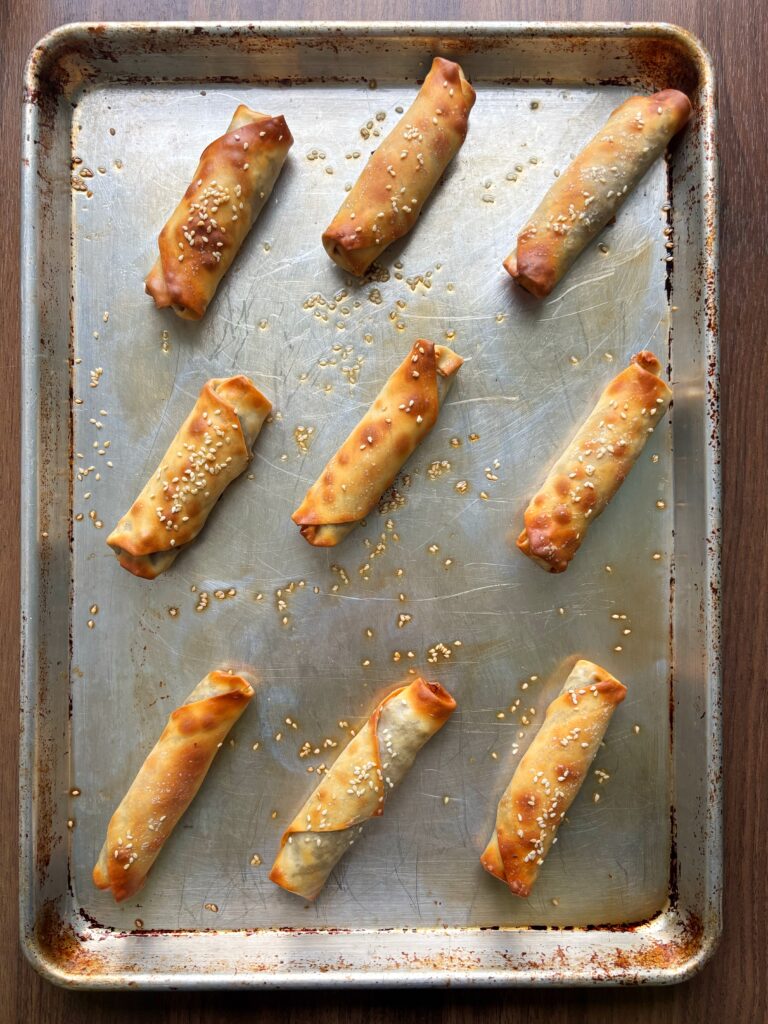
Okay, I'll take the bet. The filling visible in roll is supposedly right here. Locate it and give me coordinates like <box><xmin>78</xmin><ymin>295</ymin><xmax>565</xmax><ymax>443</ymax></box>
<box><xmin>146</xmin><ymin>105</ymin><xmax>293</xmax><ymax>319</ymax></box>
<box><xmin>322</xmin><ymin>57</ymin><xmax>476</xmax><ymax>276</ymax></box>
<box><xmin>107</xmin><ymin>375</ymin><xmax>272</xmax><ymax>579</ymax></box>
<box><xmin>504</xmin><ymin>90</ymin><xmax>692</xmax><ymax>298</ymax></box>
<box><xmin>270</xmin><ymin>677</ymin><xmax>457</xmax><ymax>900</ymax></box>
<box><xmin>93</xmin><ymin>671</ymin><xmax>254</xmax><ymax>902</ymax></box>
<box><xmin>481</xmin><ymin>660</ymin><xmax>626</xmax><ymax>897</ymax></box>
<box><xmin>292</xmin><ymin>339</ymin><xmax>463</xmax><ymax>547</ymax></box>
<box><xmin>517</xmin><ymin>351</ymin><xmax>672</xmax><ymax>573</ymax></box>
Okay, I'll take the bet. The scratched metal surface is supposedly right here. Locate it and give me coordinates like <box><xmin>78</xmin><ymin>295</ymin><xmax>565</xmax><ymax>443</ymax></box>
<box><xmin>20</xmin><ymin>23</ymin><xmax>720</xmax><ymax>986</ymax></box>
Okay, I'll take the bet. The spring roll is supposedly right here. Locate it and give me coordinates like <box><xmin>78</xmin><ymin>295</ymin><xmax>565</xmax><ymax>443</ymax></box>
<box><xmin>322</xmin><ymin>57</ymin><xmax>476</xmax><ymax>275</ymax></box>
<box><xmin>107</xmin><ymin>375</ymin><xmax>272</xmax><ymax>579</ymax></box>
<box><xmin>504</xmin><ymin>90</ymin><xmax>692</xmax><ymax>298</ymax></box>
<box><xmin>145</xmin><ymin>105</ymin><xmax>293</xmax><ymax>319</ymax></box>
<box><xmin>482</xmin><ymin>660</ymin><xmax>626</xmax><ymax>898</ymax></box>
<box><xmin>516</xmin><ymin>351</ymin><xmax>672</xmax><ymax>573</ymax></box>
<box><xmin>270</xmin><ymin>677</ymin><xmax>456</xmax><ymax>900</ymax></box>
<box><xmin>93</xmin><ymin>670</ymin><xmax>254</xmax><ymax>902</ymax></box>
<box><xmin>293</xmin><ymin>340</ymin><xmax>462</xmax><ymax>546</ymax></box>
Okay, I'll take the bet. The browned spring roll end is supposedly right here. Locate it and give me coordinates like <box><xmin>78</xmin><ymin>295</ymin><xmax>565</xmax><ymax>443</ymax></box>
<box><xmin>411</xmin><ymin>678</ymin><xmax>458</xmax><ymax>722</ymax></box>
<box><xmin>651</xmin><ymin>88</ymin><xmax>693</xmax><ymax>127</ymax></box>
<box><xmin>630</xmin><ymin>349</ymin><xmax>663</xmax><ymax>375</ymax></box>
<box><xmin>503</xmin><ymin>248</ymin><xmax>555</xmax><ymax>299</ymax></box>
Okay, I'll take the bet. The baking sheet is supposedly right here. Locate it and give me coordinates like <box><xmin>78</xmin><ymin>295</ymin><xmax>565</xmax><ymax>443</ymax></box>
<box><xmin>20</xmin><ymin>22</ymin><xmax>720</xmax><ymax>986</ymax></box>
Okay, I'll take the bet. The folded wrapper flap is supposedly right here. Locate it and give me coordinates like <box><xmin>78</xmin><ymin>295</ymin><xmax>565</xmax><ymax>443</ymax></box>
<box><xmin>282</xmin><ymin>678</ymin><xmax>456</xmax><ymax>838</ymax></box>
<box><xmin>269</xmin><ymin>678</ymin><xmax>456</xmax><ymax>900</ymax></box>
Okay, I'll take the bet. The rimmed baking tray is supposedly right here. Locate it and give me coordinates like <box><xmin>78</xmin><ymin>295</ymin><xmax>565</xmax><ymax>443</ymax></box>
<box><xmin>20</xmin><ymin>21</ymin><xmax>720</xmax><ymax>987</ymax></box>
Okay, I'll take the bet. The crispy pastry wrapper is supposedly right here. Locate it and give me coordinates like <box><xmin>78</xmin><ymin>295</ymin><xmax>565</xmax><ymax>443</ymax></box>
<box><xmin>504</xmin><ymin>90</ymin><xmax>692</xmax><ymax>298</ymax></box>
<box><xmin>270</xmin><ymin>677</ymin><xmax>457</xmax><ymax>900</ymax></box>
<box><xmin>322</xmin><ymin>57</ymin><xmax>476</xmax><ymax>275</ymax></box>
<box><xmin>146</xmin><ymin>105</ymin><xmax>293</xmax><ymax>319</ymax></box>
<box><xmin>93</xmin><ymin>671</ymin><xmax>254</xmax><ymax>902</ymax></box>
<box><xmin>481</xmin><ymin>660</ymin><xmax>626</xmax><ymax>898</ymax></box>
<box><xmin>517</xmin><ymin>351</ymin><xmax>672</xmax><ymax>573</ymax></box>
<box><xmin>107</xmin><ymin>375</ymin><xmax>272</xmax><ymax>579</ymax></box>
<box><xmin>292</xmin><ymin>340</ymin><xmax>463</xmax><ymax>547</ymax></box>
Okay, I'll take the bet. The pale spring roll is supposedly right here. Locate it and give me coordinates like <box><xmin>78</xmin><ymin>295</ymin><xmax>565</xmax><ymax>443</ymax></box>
<box><xmin>270</xmin><ymin>677</ymin><xmax>457</xmax><ymax>900</ymax></box>
<box><xmin>504</xmin><ymin>90</ymin><xmax>692</xmax><ymax>298</ymax></box>
<box><xmin>93</xmin><ymin>671</ymin><xmax>254</xmax><ymax>902</ymax></box>
<box><xmin>481</xmin><ymin>660</ymin><xmax>626</xmax><ymax>897</ymax></box>
<box><xmin>292</xmin><ymin>340</ymin><xmax>463</xmax><ymax>547</ymax></box>
<box><xmin>146</xmin><ymin>105</ymin><xmax>293</xmax><ymax>319</ymax></box>
<box><xmin>107</xmin><ymin>375</ymin><xmax>272</xmax><ymax>579</ymax></box>
<box><xmin>517</xmin><ymin>351</ymin><xmax>672</xmax><ymax>573</ymax></box>
<box><xmin>322</xmin><ymin>57</ymin><xmax>476</xmax><ymax>275</ymax></box>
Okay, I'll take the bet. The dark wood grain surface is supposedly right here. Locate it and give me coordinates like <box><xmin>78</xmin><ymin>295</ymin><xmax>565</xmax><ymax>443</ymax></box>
<box><xmin>2</xmin><ymin>1</ymin><xmax>764</xmax><ymax>1020</ymax></box>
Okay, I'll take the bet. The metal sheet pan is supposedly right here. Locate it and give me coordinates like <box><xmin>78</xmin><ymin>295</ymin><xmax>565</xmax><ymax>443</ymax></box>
<box><xmin>20</xmin><ymin>21</ymin><xmax>720</xmax><ymax>987</ymax></box>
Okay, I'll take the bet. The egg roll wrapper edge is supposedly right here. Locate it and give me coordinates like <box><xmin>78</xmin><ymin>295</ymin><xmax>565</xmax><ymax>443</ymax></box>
<box><xmin>107</xmin><ymin>375</ymin><xmax>272</xmax><ymax>579</ymax></box>
<box><xmin>93</xmin><ymin>671</ymin><xmax>254</xmax><ymax>902</ymax></box>
<box><xmin>481</xmin><ymin>660</ymin><xmax>626</xmax><ymax>898</ymax></box>
<box><xmin>517</xmin><ymin>351</ymin><xmax>672</xmax><ymax>573</ymax></box>
<box><xmin>322</xmin><ymin>57</ymin><xmax>476</xmax><ymax>275</ymax></box>
<box><xmin>270</xmin><ymin>677</ymin><xmax>457</xmax><ymax>900</ymax></box>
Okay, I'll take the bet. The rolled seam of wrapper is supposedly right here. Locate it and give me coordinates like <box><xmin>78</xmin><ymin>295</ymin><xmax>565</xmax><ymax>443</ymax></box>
<box><xmin>270</xmin><ymin>677</ymin><xmax>457</xmax><ymax>900</ymax></box>
<box><xmin>146</xmin><ymin>105</ymin><xmax>293</xmax><ymax>319</ymax></box>
<box><xmin>481</xmin><ymin>660</ymin><xmax>626</xmax><ymax>898</ymax></box>
<box><xmin>106</xmin><ymin>375</ymin><xmax>272</xmax><ymax>579</ymax></box>
<box><xmin>504</xmin><ymin>89</ymin><xmax>692</xmax><ymax>298</ymax></box>
<box><xmin>516</xmin><ymin>351</ymin><xmax>672</xmax><ymax>573</ymax></box>
<box><xmin>93</xmin><ymin>670</ymin><xmax>254</xmax><ymax>902</ymax></box>
<box><xmin>292</xmin><ymin>340</ymin><xmax>463</xmax><ymax>547</ymax></box>
<box><xmin>322</xmin><ymin>57</ymin><xmax>476</xmax><ymax>275</ymax></box>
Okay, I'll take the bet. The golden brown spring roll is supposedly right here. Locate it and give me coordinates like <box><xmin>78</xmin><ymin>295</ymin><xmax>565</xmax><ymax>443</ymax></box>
<box><xmin>270</xmin><ymin>677</ymin><xmax>456</xmax><ymax>900</ymax></box>
<box><xmin>517</xmin><ymin>351</ymin><xmax>672</xmax><ymax>573</ymax></box>
<box><xmin>504</xmin><ymin>90</ymin><xmax>692</xmax><ymax>298</ymax></box>
<box><xmin>322</xmin><ymin>57</ymin><xmax>476</xmax><ymax>275</ymax></box>
<box><xmin>93</xmin><ymin>670</ymin><xmax>254</xmax><ymax>902</ymax></box>
<box><xmin>292</xmin><ymin>340</ymin><xmax>462</xmax><ymax>546</ymax></box>
<box><xmin>146</xmin><ymin>105</ymin><xmax>293</xmax><ymax>319</ymax></box>
<box><xmin>107</xmin><ymin>375</ymin><xmax>272</xmax><ymax>579</ymax></box>
<box><xmin>481</xmin><ymin>660</ymin><xmax>626</xmax><ymax>898</ymax></box>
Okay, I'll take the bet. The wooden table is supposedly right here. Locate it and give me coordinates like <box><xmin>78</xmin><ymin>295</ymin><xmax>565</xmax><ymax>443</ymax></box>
<box><xmin>1</xmin><ymin>1</ymin><xmax>764</xmax><ymax>1020</ymax></box>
